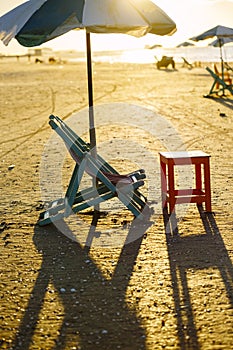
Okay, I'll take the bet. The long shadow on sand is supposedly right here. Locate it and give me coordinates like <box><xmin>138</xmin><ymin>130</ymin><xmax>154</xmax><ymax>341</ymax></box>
<box><xmin>205</xmin><ymin>95</ymin><xmax>233</xmax><ymax>110</ymax></box>
<box><xmin>13</xmin><ymin>216</ymin><xmax>152</xmax><ymax>350</ymax></box>
<box><xmin>163</xmin><ymin>205</ymin><xmax>233</xmax><ymax>350</ymax></box>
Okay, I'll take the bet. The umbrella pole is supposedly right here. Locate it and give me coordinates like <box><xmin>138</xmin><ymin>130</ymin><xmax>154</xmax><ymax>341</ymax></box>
<box><xmin>86</xmin><ymin>31</ymin><xmax>97</xmax><ymax>157</ymax></box>
<box><xmin>219</xmin><ymin>38</ymin><xmax>225</xmax><ymax>94</ymax></box>
<box><xmin>86</xmin><ymin>31</ymin><xmax>100</xmax><ymax>215</ymax></box>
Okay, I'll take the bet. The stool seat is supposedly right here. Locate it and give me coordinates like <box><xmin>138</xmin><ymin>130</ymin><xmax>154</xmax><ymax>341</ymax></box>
<box><xmin>159</xmin><ymin>150</ymin><xmax>211</xmax><ymax>213</ymax></box>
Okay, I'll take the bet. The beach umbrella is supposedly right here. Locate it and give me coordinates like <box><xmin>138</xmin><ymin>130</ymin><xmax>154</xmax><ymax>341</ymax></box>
<box><xmin>209</xmin><ymin>37</ymin><xmax>233</xmax><ymax>70</ymax></box>
<box><xmin>147</xmin><ymin>44</ymin><xmax>163</xmax><ymax>49</ymax></box>
<box><xmin>209</xmin><ymin>36</ymin><xmax>233</xmax><ymax>47</ymax></box>
<box><xmin>190</xmin><ymin>25</ymin><xmax>233</xmax><ymax>76</ymax></box>
<box><xmin>176</xmin><ymin>41</ymin><xmax>195</xmax><ymax>48</ymax></box>
<box><xmin>209</xmin><ymin>36</ymin><xmax>233</xmax><ymax>61</ymax></box>
<box><xmin>190</xmin><ymin>25</ymin><xmax>233</xmax><ymax>42</ymax></box>
<box><xmin>0</xmin><ymin>0</ymin><xmax>176</xmax><ymax>153</ymax></box>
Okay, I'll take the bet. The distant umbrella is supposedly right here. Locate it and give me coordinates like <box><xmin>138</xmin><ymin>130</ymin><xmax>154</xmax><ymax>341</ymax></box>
<box><xmin>209</xmin><ymin>36</ymin><xmax>233</xmax><ymax>47</ymax></box>
<box><xmin>176</xmin><ymin>41</ymin><xmax>195</xmax><ymax>48</ymax></box>
<box><xmin>147</xmin><ymin>44</ymin><xmax>163</xmax><ymax>49</ymax></box>
<box><xmin>190</xmin><ymin>25</ymin><xmax>233</xmax><ymax>42</ymax></box>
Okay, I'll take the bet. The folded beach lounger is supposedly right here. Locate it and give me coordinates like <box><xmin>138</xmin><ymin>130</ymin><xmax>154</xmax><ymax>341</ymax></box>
<box><xmin>205</xmin><ymin>66</ymin><xmax>233</xmax><ymax>97</ymax></box>
<box><xmin>181</xmin><ymin>57</ymin><xmax>193</xmax><ymax>69</ymax></box>
<box><xmin>38</xmin><ymin>115</ymin><xmax>149</xmax><ymax>226</ymax></box>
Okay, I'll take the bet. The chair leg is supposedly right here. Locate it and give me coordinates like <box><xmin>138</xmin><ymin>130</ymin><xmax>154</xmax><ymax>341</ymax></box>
<box><xmin>65</xmin><ymin>159</ymin><xmax>87</xmax><ymax>216</ymax></box>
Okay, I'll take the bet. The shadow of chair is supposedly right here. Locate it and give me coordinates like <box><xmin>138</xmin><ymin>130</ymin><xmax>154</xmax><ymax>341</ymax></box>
<box><xmin>12</xmin><ymin>214</ymin><xmax>152</xmax><ymax>349</ymax></box>
<box><xmin>163</xmin><ymin>205</ymin><xmax>233</xmax><ymax>350</ymax></box>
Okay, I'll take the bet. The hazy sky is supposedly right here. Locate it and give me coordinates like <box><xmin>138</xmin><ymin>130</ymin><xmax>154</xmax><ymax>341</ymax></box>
<box><xmin>0</xmin><ymin>0</ymin><xmax>233</xmax><ymax>54</ymax></box>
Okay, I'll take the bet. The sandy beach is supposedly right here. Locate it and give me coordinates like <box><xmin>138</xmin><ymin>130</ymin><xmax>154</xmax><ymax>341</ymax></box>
<box><xmin>0</xmin><ymin>58</ymin><xmax>233</xmax><ymax>350</ymax></box>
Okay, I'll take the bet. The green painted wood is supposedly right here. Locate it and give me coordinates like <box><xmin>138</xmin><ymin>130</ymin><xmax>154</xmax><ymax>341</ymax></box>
<box><xmin>205</xmin><ymin>66</ymin><xmax>233</xmax><ymax>96</ymax></box>
<box><xmin>38</xmin><ymin>115</ymin><xmax>149</xmax><ymax>226</ymax></box>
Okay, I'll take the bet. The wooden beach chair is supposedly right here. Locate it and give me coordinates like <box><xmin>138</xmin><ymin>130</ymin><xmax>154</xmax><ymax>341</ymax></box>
<box><xmin>181</xmin><ymin>57</ymin><xmax>193</xmax><ymax>69</ymax></box>
<box><xmin>213</xmin><ymin>64</ymin><xmax>232</xmax><ymax>89</ymax></box>
<box><xmin>38</xmin><ymin>115</ymin><xmax>149</xmax><ymax>226</ymax></box>
<box><xmin>156</xmin><ymin>56</ymin><xmax>175</xmax><ymax>69</ymax></box>
<box><xmin>205</xmin><ymin>66</ymin><xmax>233</xmax><ymax>97</ymax></box>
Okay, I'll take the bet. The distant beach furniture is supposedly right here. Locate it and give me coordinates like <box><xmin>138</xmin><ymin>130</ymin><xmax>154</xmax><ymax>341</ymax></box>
<box><xmin>155</xmin><ymin>55</ymin><xmax>175</xmax><ymax>69</ymax></box>
<box><xmin>224</xmin><ymin>61</ymin><xmax>233</xmax><ymax>72</ymax></box>
<box><xmin>48</xmin><ymin>56</ymin><xmax>56</xmax><ymax>63</ymax></box>
<box><xmin>35</xmin><ymin>58</ymin><xmax>43</xmax><ymax>63</ymax></box>
<box><xmin>205</xmin><ymin>66</ymin><xmax>233</xmax><ymax>97</ymax></box>
<box><xmin>214</xmin><ymin>63</ymin><xmax>232</xmax><ymax>87</ymax></box>
<box><xmin>181</xmin><ymin>57</ymin><xmax>193</xmax><ymax>69</ymax></box>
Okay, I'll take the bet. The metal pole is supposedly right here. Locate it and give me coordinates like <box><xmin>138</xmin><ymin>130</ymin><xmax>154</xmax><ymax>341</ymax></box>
<box><xmin>219</xmin><ymin>39</ymin><xmax>224</xmax><ymax>77</ymax></box>
<box><xmin>219</xmin><ymin>38</ymin><xmax>225</xmax><ymax>95</ymax></box>
<box><xmin>86</xmin><ymin>31</ymin><xmax>99</xmax><ymax>215</ymax></box>
<box><xmin>86</xmin><ymin>31</ymin><xmax>97</xmax><ymax>157</ymax></box>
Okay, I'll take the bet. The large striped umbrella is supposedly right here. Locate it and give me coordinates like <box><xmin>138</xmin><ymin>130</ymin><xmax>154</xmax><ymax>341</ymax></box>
<box><xmin>0</xmin><ymin>0</ymin><xmax>176</xmax><ymax>151</ymax></box>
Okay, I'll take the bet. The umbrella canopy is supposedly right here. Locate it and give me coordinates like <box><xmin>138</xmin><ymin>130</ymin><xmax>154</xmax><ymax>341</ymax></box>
<box><xmin>176</xmin><ymin>41</ymin><xmax>195</xmax><ymax>48</ymax></box>
<box><xmin>0</xmin><ymin>0</ymin><xmax>176</xmax><ymax>151</ymax></box>
<box><xmin>190</xmin><ymin>25</ymin><xmax>233</xmax><ymax>42</ymax></box>
<box><xmin>0</xmin><ymin>0</ymin><xmax>176</xmax><ymax>46</ymax></box>
<box><xmin>209</xmin><ymin>36</ymin><xmax>233</xmax><ymax>47</ymax></box>
<box><xmin>146</xmin><ymin>43</ymin><xmax>163</xmax><ymax>49</ymax></box>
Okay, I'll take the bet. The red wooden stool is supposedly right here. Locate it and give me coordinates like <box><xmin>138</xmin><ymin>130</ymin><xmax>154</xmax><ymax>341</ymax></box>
<box><xmin>159</xmin><ymin>151</ymin><xmax>212</xmax><ymax>213</ymax></box>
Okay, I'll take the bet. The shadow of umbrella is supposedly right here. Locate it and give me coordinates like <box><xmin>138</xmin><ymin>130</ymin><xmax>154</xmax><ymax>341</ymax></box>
<box><xmin>12</xmin><ymin>217</ymin><xmax>152</xmax><ymax>350</ymax></box>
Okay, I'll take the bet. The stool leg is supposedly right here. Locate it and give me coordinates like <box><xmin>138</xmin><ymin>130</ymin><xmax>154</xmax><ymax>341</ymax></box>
<box><xmin>204</xmin><ymin>158</ymin><xmax>212</xmax><ymax>212</ymax></box>
<box><xmin>160</xmin><ymin>160</ymin><xmax>167</xmax><ymax>209</ymax></box>
<box><xmin>195</xmin><ymin>163</ymin><xmax>202</xmax><ymax>192</ymax></box>
<box><xmin>168</xmin><ymin>161</ymin><xmax>176</xmax><ymax>214</ymax></box>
